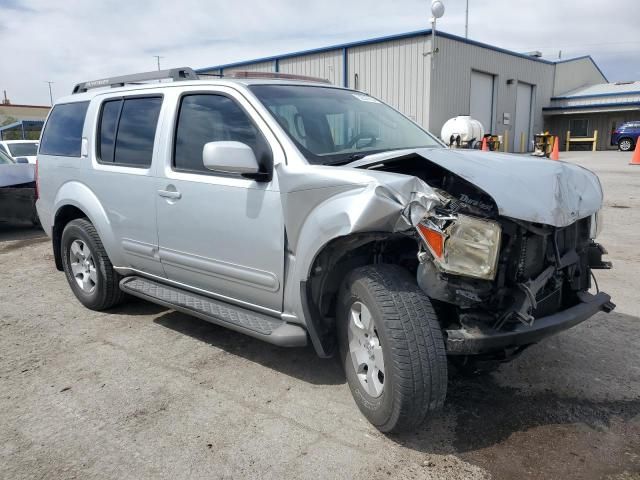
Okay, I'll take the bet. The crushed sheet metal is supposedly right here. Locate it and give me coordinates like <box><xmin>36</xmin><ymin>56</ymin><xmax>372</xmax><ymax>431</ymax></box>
<box><xmin>349</xmin><ymin>147</ymin><xmax>604</xmax><ymax>228</ymax></box>
<box><xmin>276</xmin><ymin>164</ymin><xmax>440</xmax><ymax>251</ymax></box>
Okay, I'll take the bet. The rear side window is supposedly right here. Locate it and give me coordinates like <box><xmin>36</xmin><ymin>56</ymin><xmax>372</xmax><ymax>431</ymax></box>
<box><xmin>97</xmin><ymin>96</ymin><xmax>162</xmax><ymax>168</ymax></box>
<box><xmin>173</xmin><ymin>94</ymin><xmax>270</xmax><ymax>174</ymax></box>
<box><xmin>39</xmin><ymin>102</ymin><xmax>89</xmax><ymax>157</ymax></box>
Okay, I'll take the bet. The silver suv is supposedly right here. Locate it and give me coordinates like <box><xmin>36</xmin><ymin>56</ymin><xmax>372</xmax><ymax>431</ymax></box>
<box><xmin>36</xmin><ymin>68</ymin><xmax>614</xmax><ymax>432</ymax></box>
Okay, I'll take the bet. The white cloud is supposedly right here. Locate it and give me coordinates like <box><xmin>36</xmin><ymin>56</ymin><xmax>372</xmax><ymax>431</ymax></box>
<box><xmin>0</xmin><ymin>0</ymin><xmax>637</xmax><ymax>105</ymax></box>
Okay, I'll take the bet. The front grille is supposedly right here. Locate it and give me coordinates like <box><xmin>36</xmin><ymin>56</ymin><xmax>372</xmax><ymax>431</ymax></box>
<box><xmin>497</xmin><ymin>217</ymin><xmax>593</xmax><ymax>322</ymax></box>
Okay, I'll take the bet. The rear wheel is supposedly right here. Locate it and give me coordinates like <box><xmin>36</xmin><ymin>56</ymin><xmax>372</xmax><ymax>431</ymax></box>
<box><xmin>337</xmin><ymin>264</ymin><xmax>448</xmax><ymax>433</ymax></box>
<box><xmin>619</xmin><ymin>137</ymin><xmax>634</xmax><ymax>152</ymax></box>
<box><xmin>61</xmin><ymin>218</ymin><xmax>125</xmax><ymax>310</ymax></box>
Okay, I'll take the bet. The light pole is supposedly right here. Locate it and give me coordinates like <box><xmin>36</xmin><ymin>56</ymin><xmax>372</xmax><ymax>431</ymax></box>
<box><xmin>465</xmin><ymin>0</ymin><xmax>469</xmax><ymax>38</ymax></box>
<box><xmin>430</xmin><ymin>0</ymin><xmax>445</xmax><ymax>63</ymax></box>
<box><xmin>45</xmin><ymin>81</ymin><xmax>54</xmax><ymax>106</ymax></box>
<box><xmin>153</xmin><ymin>55</ymin><xmax>164</xmax><ymax>71</ymax></box>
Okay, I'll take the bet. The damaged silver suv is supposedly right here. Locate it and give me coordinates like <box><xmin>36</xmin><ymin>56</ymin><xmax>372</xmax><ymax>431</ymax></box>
<box><xmin>36</xmin><ymin>68</ymin><xmax>614</xmax><ymax>432</ymax></box>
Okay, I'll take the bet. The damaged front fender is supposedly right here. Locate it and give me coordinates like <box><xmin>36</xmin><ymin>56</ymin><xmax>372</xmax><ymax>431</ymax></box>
<box><xmin>277</xmin><ymin>163</ymin><xmax>440</xmax><ymax>252</ymax></box>
<box><xmin>277</xmin><ymin>163</ymin><xmax>439</xmax><ymax>354</ymax></box>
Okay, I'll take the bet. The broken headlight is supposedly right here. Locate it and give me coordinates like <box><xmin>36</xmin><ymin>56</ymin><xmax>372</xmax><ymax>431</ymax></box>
<box><xmin>417</xmin><ymin>213</ymin><xmax>501</xmax><ymax>280</ymax></box>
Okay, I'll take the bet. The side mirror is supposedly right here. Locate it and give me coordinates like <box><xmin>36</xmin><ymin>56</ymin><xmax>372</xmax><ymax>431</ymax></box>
<box><xmin>203</xmin><ymin>141</ymin><xmax>260</xmax><ymax>176</ymax></box>
<box><xmin>15</xmin><ymin>157</ymin><xmax>29</xmax><ymax>164</ymax></box>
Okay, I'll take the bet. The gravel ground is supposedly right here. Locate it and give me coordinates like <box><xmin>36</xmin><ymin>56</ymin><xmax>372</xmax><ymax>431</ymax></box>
<box><xmin>1</xmin><ymin>150</ymin><xmax>639</xmax><ymax>480</ymax></box>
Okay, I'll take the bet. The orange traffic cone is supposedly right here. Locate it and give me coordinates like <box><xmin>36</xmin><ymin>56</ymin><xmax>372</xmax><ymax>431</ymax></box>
<box><xmin>630</xmin><ymin>136</ymin><xmax>640</xmax><ymax>165</ymax></box>
<box><xmin>550</xmin><ymin>136</ymin><xmax>560</xmax><ymax>161</ymax></box>
<box><xmin>481</xmin><ymin>137</ymin><xmax>489</xmax><ymax>151</ymax></box>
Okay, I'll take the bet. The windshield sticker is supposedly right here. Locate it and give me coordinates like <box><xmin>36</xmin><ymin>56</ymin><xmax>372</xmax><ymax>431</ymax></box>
<box><xmin>352</xmin><ymin>94</ymin><xmax>380</xmax><ymax>103</ymax></box>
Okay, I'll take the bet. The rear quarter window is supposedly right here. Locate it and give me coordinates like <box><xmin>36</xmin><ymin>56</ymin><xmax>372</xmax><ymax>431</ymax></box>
<box><xmin>39</xmin><ymin>102</ymin><xmax>90</xmax><ymax>157</ymax></box>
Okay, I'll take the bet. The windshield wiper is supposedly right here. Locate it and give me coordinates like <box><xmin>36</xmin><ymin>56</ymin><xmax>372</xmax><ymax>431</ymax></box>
<box><xmin>322</xmin><ymin>153</ymin><xmax>368</xmax><ymax>166</ymax></box>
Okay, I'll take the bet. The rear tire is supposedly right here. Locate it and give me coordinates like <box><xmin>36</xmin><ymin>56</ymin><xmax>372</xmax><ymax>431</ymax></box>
<box><xmin>61</xmin><ymin>218</ymin><xmax>125</xmax><ymax>311</ymax></box>
<box><xmin>618</xmin><ymin>137</ymin><xmax>634</xmax><ymax>152</ymax></box>
<box><xmin>337</xmin><ymin>264</ymin><xmax>448</xmax><ymax>433</ymax></box>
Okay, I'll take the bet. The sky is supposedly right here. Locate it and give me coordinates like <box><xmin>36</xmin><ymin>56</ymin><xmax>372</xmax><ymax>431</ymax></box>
<box><xmin>1</xmin><ymin>0</ymin><xmax>638</xmax><ymax>106</ymax></box>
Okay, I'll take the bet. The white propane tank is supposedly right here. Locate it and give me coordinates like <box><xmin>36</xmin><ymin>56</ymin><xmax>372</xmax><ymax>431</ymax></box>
<box><xmin>440</xmin><ymin>116</ymin><xmax>485</xmax><ymax>147</ymax></box>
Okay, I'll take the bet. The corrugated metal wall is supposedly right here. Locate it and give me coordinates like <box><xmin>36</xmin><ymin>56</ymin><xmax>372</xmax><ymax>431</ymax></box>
<box><xmin>346</xmin><ymin>36</ymin><xmax>432</xmax><ymax>126</ymax></box>
<box><xmin>553</xmin><ymin>58</ymin><xmax>607</xmax><ymax>96</ymax></box>
<box><xmin>429</xmin><ymin>36</ymin><xmax>556</xmax><ymax>152</ymax></box>
<box><xmin>223</xmin><ymin>61</ymin><xmax>275</xmax><ymax>76</ymax></box>
<box><xmin>198</xmin><ymin>33</ymin><xmax>612</xmax><ymax>153</ymax></box>
<box><xmin>279</xmin><ymin>49</ymin><xmax>344</xmax><ymax>86</ymax></box>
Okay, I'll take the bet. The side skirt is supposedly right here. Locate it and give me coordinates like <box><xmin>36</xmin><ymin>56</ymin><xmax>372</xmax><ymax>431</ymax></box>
<box><xmin>120</xmin><ymin>276</ymin><xmax>307</xmax><ymax>348</ymax></box>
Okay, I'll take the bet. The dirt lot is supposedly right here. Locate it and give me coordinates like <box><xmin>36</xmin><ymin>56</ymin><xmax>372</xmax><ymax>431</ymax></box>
<box><xmin>1</xmin><ymin>151</ymin><xmax>639</xmax><ymax>480</ymax></box>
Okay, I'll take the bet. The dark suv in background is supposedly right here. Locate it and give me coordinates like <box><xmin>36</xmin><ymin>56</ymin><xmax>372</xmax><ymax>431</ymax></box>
<box><xmin>612</xmin><ymin>121</ymin><xmax>640</xmax><ymax>151</ymax></box>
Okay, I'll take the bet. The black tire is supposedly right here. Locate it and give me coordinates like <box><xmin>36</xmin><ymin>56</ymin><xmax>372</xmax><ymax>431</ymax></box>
<box><xmin>337</xmin><ymin>264</ymin><xmax>448</xmax><ymax>433</ymax></box>
<box><xmin>61</xmin><ymin>218</ymin><xmax>125</xmax><ymax>311</ymax></box>
<box><xmin>618</xmin><ymin>137</ymin><xmax>634</xmax><ymax>152</ymax></box>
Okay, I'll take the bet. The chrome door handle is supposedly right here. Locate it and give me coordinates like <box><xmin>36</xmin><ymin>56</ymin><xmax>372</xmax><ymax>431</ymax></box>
<box><xmin>158</xmin><ymin>189</ymin><xmax>182</xmax><ymax>200</ymax></box>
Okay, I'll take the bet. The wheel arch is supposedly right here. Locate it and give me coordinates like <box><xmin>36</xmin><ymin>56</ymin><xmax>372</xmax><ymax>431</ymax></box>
<box><xmin>300</xmin><ymin>232</ymin><xmax>420</xmax><ymax>357</ymax></box>
<box><xmin>52</xmin><ymin>182</ymin><xmax>116</xmax><ymax>271</ymax></box>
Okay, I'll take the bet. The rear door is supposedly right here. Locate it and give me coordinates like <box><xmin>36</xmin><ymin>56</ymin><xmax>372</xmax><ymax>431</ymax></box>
<box><xmin>155</xmin><ymin>86</ymin><xmax>286</xmax><ymax>313</ymax></box>
<box><xmin>87</xmin><ymin>93</ymin><xmax>166</xmax><ymax>276</ymax></box>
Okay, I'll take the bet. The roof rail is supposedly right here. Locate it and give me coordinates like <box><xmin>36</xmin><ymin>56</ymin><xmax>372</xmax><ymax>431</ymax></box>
<box><xmin>230</xmin><ymin>71</ymin><xmax>331</xmax><ymax>84</ymax></box>
<box><xmin>72</xmin><ymin>67</ymin><xmax>199</xmax><ymax>94</ymax></box>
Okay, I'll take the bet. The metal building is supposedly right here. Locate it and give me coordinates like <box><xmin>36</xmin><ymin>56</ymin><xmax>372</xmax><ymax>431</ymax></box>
<box><xmin>544</xmin><ymin>81</ymin><xmax>640</xmax><ymax>150</ymax></box>
<box><xmin>197</xmin><ymin>29</ymin><xmax>609</xmax><ymax>152</ymax></box>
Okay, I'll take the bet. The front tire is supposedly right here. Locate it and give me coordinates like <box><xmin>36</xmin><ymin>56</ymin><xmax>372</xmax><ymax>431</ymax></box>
<box><xmin>338</xmin><ymin>265</ymin><xmax>447</xmax><ymax>433</ymax></box>
<box><xmin>61</xmin><ymin>218</ymin><xmax>125</xmax><ymax>311</ymax></box>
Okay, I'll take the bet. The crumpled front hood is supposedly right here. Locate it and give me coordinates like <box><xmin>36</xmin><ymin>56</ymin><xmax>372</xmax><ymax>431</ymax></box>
<box><xmin>350</xmin><ymin>148</ymin><xmax>604</xmax><ymax>227</ymax></box>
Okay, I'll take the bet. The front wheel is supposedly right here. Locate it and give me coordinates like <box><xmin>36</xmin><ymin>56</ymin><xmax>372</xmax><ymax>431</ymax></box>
<box><xmin>337</xmin><ymin>264</ymin><xmax>448</xmax><ymax>433</ymax></box>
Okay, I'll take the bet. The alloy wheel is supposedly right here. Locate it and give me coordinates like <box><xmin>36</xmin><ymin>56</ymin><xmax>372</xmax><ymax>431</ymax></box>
<box><xmin>348</xmin><ymin>301</ymin><xmax>385</xmax><ymax>397</ymax></box>
<box><xmin>69</xmin><ymin>239</ymin><xmax>97</xmax><ymax>294</ymax></box>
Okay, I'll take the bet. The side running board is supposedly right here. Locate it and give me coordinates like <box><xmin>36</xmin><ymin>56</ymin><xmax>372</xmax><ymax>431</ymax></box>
<box><xmin>120</xmin><ymin>276</ymin><xmax>307</xmax><ymax>348</ymax></box>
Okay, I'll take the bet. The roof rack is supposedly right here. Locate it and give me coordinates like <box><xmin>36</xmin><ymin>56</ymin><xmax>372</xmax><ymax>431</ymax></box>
<box><xmin>72</xmin><ymin>67</ymin><xmax>199</xmax><ymax>94</ymax></box>
<box><xmin>230</xmin><ymin>71</ymin><xmax>331</xmax><ymax>84</ymax></box>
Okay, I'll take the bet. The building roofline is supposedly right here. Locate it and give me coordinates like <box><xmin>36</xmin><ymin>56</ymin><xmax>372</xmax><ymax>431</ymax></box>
<box><xmin>552</xmin><ymin>89</ymin><xmax>640</xmax><ymax>101</ymax></box>
<box><xmin>195</xmin><ymin>28</ymin><xmax>600</xmax><ymax>73</ymax></box>
<box><xmin>0</xmin><ymin>103</ymin><xmax>50</xmax><ymax>109</ymax></box>
<box><xmin>554</xmin><ymin>55</ymin><xmax>608</xmax><ymax>82</ymax></box>
<box><xmin>543</xmin><ymin>101</ymin><xmax>640</xmax><ymax>112</ymax></box>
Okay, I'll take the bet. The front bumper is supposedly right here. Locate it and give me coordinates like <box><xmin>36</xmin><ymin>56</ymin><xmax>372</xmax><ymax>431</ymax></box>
<box><xmin>445</xmin><ymin>291</ymin><xmax>615</xmax><ymax>355</ymax></box>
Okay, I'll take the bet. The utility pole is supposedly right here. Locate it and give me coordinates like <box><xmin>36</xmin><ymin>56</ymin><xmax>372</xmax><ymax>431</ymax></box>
<box><xmin>465</xmin><ymin>0</ymin><xmax>469</xmax><ymax>38</ymax></box>
<box><xmin>45</xmin><ymin>81</ymin><xmax>54</xmax><ymax>106</ymax></box>
<box><xmin>153</xmin><ymin>55</ymin><xmax>164</xmax><ymax>71</ymax></box>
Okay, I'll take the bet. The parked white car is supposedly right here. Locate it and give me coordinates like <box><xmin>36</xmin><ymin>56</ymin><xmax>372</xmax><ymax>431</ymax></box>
<box><xmin>0</xmin><ymin>140</ymin><xmax>39</xmax><ymax>164</ymax></box>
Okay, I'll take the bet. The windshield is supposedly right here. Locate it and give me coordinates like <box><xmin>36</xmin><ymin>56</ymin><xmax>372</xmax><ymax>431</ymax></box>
<box><xmin>250</xmin><ymin>85</ymin><xmax>442</xmax><ymax>165</ymax></box>
<box><xmin>7</xmin><ymin>142</ymin><xmax>38</xmax><ymax>157</ymax></box>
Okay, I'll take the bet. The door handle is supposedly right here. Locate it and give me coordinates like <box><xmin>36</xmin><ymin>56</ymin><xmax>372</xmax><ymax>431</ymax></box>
<box><xmin>158</xmin><ymin>189</ymin><xmax>182</xmax><ymax>200</ymax></box>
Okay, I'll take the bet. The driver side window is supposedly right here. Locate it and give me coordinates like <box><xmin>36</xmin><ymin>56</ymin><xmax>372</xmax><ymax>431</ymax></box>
<box><xmin>173</xmin><ymin>94</ymin><xmax>271</xmax><ymax>174</ymax></box>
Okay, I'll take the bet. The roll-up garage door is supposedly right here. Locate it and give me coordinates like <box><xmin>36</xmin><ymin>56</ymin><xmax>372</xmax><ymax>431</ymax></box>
<box><xmin>514</xmin><ymin>82</ymin><xmax>533</xmax><ymax>152</ymax></box>
<box><xmin>470</xmin><ymin>71</ymin><xmax>494</xmax><ymax>134</ymax></box>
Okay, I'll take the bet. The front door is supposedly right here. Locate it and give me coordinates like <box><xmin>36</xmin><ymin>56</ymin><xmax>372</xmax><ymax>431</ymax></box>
<box><xmin>155</xmin><ymin>88</ymin><xmax>285</xmax><ymax>312</ymax></box>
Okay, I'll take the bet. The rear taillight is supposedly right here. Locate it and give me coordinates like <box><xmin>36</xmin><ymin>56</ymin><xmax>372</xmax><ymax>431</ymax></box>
<box><xmin>34</xmin><ymin>159</ymin><xmax>39</xmax><ymax>200</ymax></box>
